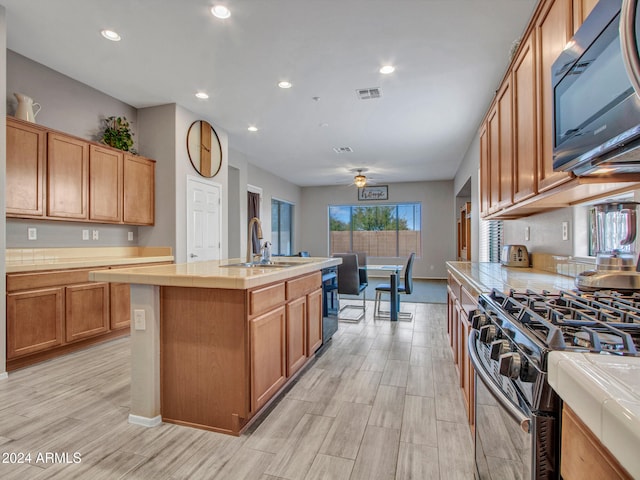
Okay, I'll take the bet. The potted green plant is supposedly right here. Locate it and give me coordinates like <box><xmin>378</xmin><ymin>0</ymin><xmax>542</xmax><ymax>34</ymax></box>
<box><xmin>100</xmin><ymin>116</ymin><xmax>136</xmax><ymax>153</ymax></box>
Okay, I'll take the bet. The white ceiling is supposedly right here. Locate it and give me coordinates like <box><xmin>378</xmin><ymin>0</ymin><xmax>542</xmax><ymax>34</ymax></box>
<box><xmin>1</xmin><ymin>0</ymin><xmax>537</xmax><ymax>187</ymax></box>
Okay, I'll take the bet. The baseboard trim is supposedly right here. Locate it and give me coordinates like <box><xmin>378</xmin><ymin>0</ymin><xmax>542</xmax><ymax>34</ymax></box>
<box><xmin>128</xmin><ymin>414</ymin><xmax>162</xmax><ymax>427</ymax></box>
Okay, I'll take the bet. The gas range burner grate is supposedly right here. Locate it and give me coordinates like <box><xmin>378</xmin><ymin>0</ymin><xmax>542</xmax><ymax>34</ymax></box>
<box><xmin>484</xmin><ymin>288</ymin><xmax>640</xmax><ymax>355</ymax></box>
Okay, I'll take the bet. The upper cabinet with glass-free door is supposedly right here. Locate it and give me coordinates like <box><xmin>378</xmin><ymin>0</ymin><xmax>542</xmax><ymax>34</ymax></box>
<box><xmin>535</xmin><ymin>0</ymin><xmax>573</xmax><ymax>193</ymax></box>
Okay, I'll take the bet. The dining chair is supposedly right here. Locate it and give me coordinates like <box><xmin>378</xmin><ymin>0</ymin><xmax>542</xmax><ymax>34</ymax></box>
<box><xmin>333</xmin><ymin>253</ymin><xmax>368</xmax><ymax>321</ymax></box>
<box><xmin>373</xmin><ymin>252</ymin><xmax>415</xmax><ymax>319</ymax></box>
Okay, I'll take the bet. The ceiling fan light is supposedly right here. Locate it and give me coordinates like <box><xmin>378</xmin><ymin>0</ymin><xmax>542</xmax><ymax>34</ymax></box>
<box><xmin>354</xmin><ymin>175</ymin><xmax>367</xmax><ymax>188</ymax></box>
<box><xmin>211</xmin><ymin>5</ymin><xmax>231</xmax><ymax>19</ymax></box>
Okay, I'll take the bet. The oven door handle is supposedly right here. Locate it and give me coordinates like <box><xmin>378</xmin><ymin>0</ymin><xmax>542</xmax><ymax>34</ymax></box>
<box><xmin>468</xmin><ymin>330</ymin><xmax>531</xmax><ymax>434</ymax></box>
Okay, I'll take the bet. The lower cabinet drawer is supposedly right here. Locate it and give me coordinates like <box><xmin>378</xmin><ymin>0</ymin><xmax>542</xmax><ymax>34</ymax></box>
<box><xmin>249</xmin><ymin>282</ymin><xmax>286</xmax><ymax>317</ymax></box>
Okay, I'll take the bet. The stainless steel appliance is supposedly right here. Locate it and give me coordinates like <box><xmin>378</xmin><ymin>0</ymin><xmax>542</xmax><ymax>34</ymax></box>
<box><xmin>500</xmin><ymin>245</ymin><xmax>530</xmax><ymax>267</ymax></box>
<box><xmin>469</xmin><ymin>288</ymin><xmax>640</xmax><ymax>479</ymax></box>
<box><xmin>321</xmin><ymin>266</ymin><xmax>339</xmax><ymax>346</ymax></box>
<box><xmin>576</xmin><ymin>201</ymin><xmax>640</xmax><ymax>290</ymax></box>
<box><xmin>552</xmin><ymin>0</ymin><xmax>640</xmax><ymax>176</ymax></box>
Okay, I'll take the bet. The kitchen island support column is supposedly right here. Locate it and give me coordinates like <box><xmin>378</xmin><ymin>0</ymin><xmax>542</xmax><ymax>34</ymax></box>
<box><xmin>128</xmin><ymin>284</ymin><xmax>162</xmax><ymax>427</ymax></box>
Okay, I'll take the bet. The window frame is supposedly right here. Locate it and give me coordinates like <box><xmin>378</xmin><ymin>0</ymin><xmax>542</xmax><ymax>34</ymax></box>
<box><xmin>328</xmin><ymin>202</ymin><xmax>422</xmax><ymax>258</ymax></box>
<box><xmin>271</xmin><ymin>198</ymin><xmax>294</xmax><ymax>256</ymax></box>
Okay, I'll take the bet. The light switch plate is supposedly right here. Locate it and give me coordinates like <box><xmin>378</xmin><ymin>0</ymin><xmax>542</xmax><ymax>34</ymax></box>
<box><xmin>82</xmin><ymin>229</ymin><xmax>89</xmax><ymax>241</ymax></box>
<box><xmin>128</xmin><ymin>231</ymin><xmax>134</xmax><ymax>241</ymax></box>
<box><xmin>28</xmin><ymin>227</ymin><xmax>37</xmax><ymax>240</ymax></box>
<box><xmin>525</xmin><ymin>226</ymin><xmax>530</xmax><ymax>241</ymax></box>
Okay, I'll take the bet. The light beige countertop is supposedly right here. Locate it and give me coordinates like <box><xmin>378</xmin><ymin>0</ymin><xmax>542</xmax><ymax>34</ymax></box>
<box><xmin>446</xmin><ymin>261</ymin><xmax>576</xmax><ymax>293</ymax></box>
<box><xmin>548</xmin><ymin>352</ymin><xmax>640</xmax><ymax>477</ymax></box>
<box><xmin>6</xmin><ymin>247</ymin><xmax>174</xmax><ymax>273</ymax></box>
<box><xmin>89</xmin><ymin>256</ymin><xmax>341</xmax><ymax>290</ymax></box>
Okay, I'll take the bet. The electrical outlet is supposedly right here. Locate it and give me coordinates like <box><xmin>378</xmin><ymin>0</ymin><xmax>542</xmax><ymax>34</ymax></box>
<box><xmin>128</xmin><ymin>231</ymin><xmax>134</xmax><ymax>241</ymax></box>
<box><xmin>134</xmin><ymin>309</ymin><xmax>146</xmax><ymax>330</ymax></box>
<box><xmin>92</xmin><ymin>230</ymin><xmax>99</xmax><ymax>240</ymax></box>
<box><xmin>82</xmin><ymin>229</ymin><xmax>89</xmax><ymax>241</ymax></box>
<box><xmin>28</xmin><ymin>227</ymin><xmax>37</xmax><ymax>240</ymax></box>
<box><xmin>525</xmin><ymin>226</ymin><xmax>530</xmax><ymax>241</ymax></box>
<box><xmin>562</xmin><ymin>221</ymin><xmax>569</xmax><ymax>241</ymax></box>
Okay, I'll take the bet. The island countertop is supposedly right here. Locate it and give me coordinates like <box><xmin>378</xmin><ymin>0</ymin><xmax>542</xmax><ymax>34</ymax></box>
<box><xmin>89</xmin><ymin>256</ymin><xmax>341</xmax><ymax>289</ymax></box>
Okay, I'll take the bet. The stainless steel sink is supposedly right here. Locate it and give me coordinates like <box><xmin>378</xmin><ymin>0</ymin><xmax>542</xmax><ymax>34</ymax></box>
<box><xmin>220</xmin><ymin>262</ymin><xmax>297</xmax><ymax>268</ymax></box>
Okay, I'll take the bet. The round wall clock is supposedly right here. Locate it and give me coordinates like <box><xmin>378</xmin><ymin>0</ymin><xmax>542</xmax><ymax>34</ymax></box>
<box><xmin>187</xmin><ymin>120</ymin><xmax>222</xmax><ymax>177</ymax></box>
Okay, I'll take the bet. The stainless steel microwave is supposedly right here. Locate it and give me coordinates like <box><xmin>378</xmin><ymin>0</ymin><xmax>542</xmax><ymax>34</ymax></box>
<box><xmin>552</xmin><ymin>0</ymin><xmax>640</xmax><ymax>176</ymax></box>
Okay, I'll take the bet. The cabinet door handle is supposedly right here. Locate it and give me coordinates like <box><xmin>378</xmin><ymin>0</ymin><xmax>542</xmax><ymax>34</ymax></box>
<box><xmin>190</xmin><ymin>253</ymin><xmax>198</xmax><ymax>258</ymax></box>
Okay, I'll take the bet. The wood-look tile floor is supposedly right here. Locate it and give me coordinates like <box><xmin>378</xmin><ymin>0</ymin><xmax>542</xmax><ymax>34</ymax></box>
<box><xmin>0</xmin><ymin>301</ymin><xmax>475</xmax><ymax>479</ymax></box>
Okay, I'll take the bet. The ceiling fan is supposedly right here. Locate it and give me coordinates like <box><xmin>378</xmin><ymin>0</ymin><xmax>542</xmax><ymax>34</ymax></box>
<box><xmin>349</xmin><ymin>168</ymin><xmax>376</xmax><ymax>187</ymax></box>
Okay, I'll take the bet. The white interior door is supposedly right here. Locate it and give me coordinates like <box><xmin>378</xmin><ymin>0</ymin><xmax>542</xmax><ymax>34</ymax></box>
<box><xmin>187</xmin><ymin>177</ymin><xmax>221</xmax><ymax>262</ymax></box>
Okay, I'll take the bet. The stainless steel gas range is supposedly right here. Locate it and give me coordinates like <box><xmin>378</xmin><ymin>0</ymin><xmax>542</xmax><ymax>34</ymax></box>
<box><xmin>469</xmin><ymin>288</ymin><xmax>640</xmax><ymax>480</ymax></box>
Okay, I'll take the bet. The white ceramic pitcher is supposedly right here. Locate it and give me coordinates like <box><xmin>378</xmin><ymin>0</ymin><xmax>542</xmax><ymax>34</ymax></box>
<box><xmin>14</xmin><ymin>93</ymin><xmax>41</xmax><ymax>123</ymax></box>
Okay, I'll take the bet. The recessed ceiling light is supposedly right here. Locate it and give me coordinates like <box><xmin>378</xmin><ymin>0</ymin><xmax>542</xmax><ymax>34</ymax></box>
<box><xmin>278</xmin><ymin>81</ymin><xmax>292</xmax><ymax>89</ymax></box>
<box><xmin>247</xmin><ymin>126</ymin><xmax>258</xmax><ymax>132</ymax></box>
<box><xmin>379</xmin><ymin>65</ymin><xmax>395</xmax><ymax>74</ymax></box>
<box><xmin>211</xmin><ymin>5</ymin><xmax>231</xmax><ymax>19</ymax></box>
<box><xmin>195</xmin><ymin>92</ymin><xmax>209</xmax><ymax>99</ymax></box>
<box><xmin>101</xmin><ymin>29</ymin><xmax>121</xmax><ymax>41</ymax></box>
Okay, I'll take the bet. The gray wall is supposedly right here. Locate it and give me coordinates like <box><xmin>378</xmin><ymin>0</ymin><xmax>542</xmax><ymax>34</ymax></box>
<box><xmin>228</xmin><ymin>166</ymin><xmax>242</xmax><ymax>259</ymax></box>
<box><xmin>1</xmin><ymin>6</ymin><xmax>7</xmax><ymax>375</ymax></box>
<box><xmin>228</xmin><ymin>148</ymin><xmax>303</xmax><ymax>260</ymax></box>
<box><xmin>6</xmin><ymin>51</ymin><xmax>140</xmax><ymax>247</ymax></box>
<box><xmin>6</xmin><ymin>50</ymin><xmax>138</xmax><ymax>145</ymax></box>
<box><xmin>453</xmin><ymin>134</ymin><xmax>481</xmax><ymax>262</ymax></box>
<box><xmin>299</xmin><ymin>181</ymin><xmax>456</xmax><ymax>278</ymax></box>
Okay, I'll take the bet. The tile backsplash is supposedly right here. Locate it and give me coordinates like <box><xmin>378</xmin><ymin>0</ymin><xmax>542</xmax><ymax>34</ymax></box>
<box><xmin>531</xmin><ymin>253</ymin><xmax>594</xmax><ymax>277</ymax></box>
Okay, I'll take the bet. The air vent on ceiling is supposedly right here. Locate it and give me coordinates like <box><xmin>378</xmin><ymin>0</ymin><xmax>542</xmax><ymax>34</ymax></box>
<box><xmin>356</xmin><ymin>87</ymin><xmax>382</xmax><ymax>100</ymax></box>
<box><xmin>333</xmin><ymin>146</ymin><xmax>353</xmax><ymax>153</ymax></box>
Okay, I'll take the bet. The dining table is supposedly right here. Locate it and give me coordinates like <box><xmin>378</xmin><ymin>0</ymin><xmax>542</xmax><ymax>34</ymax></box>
<box><xmin>361</xmin><ymin>264</ymin><xmax>404</xmax><ymax>321</ymax></box>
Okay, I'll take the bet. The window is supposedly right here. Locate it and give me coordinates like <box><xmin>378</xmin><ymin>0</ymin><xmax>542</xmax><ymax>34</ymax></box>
<box><xmin>329</xmin><ymin>203</ymin><xmax>421</xmax><ymax>257</ymax></box>
<box><xmin>479</xmin><ymin>219</ymin><xmax>503</xmax><ymax>262</ymax></box>
<box><xmin>272</xmin><ymin>199</ymin><xmax>293</xmax><ymax>256</ymax></box>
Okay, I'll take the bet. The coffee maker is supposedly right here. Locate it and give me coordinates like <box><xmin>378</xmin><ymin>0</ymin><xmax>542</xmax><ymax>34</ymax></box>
<box><xmin>576</xmin><ymin>201</ymin><xmax>640</xmax><ymax>291</ymax></box>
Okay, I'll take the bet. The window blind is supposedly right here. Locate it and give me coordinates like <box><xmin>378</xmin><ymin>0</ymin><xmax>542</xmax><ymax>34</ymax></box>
<box><xmin>479</xmin><ymin>219</ymin><xmax>503</xmax><ymax>263</ymax></box>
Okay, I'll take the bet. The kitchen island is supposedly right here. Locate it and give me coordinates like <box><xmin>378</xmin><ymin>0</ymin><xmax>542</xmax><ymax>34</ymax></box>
<box><xmin>89</xmin><ymin>256</ymin><xmax>341</xmax><ymax>435</ymax></box>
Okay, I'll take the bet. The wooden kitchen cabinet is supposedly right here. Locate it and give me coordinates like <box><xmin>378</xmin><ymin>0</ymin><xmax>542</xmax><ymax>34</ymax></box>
<box><xmin>457</xmin><ymin>202</ymin><xmax>471</xmax><ymax>261</ymax></box>
<box><xmin>447</xmin><ymin>269</ymin><xmax>477</xmax><ymax>429</ymax></box>
<box><xmin>561</xmin><ymin>405</ymin><xmax>633</xmax><ymax>480</ymax></box>
<box><xmin>89</xmin><ymin>145</ymin><xmax>123</xmax><ymax>222</ymax></box>
<box><xmin>286</xmin><ymin>296</ymin><xmax>308</xmax><ymax>377</ymax></box>
<box><xmin>488</xmin><ymin>105</ymin><xmax>500</xmax><ymax>214</ymax></box>
<box><xmin>6</xmin><ymin>117</ymin><xmax>155</xmax><ymax>226</ymax></box>
<box><xmin>479</xmin><ymin>124</ymin><xmax>490</xmax><ymax>217</ymax></box>
<box><xmin>535</xmin><ymin>0</ymin><xmax>573</xmax><ymax>193</ymax></box>
<box><xmin>65</xmin><ymin>282</ymin><xmax>110</xmax><ymax>343</ymax></box>
<box><xmin>477</xmin><ymin>0</ymin><xmax>640</xmax><ymax>219</ymax></box>
<box><xmin>307</xmin><ymin>287</ymin><xmax>323</xmax><ymax>355</ymax></box>
<box><xmin>47</xmin><ymin>132</ymin><xmax>89</xmax><ymax>219</ymax></box>
<box><xmin>109</xmin><ymin>282</ymin><xmax>131</xmax><ymax>330</ymax></box>
<box><xmin>497</xmin><ymin>78</ymin><xmax>514</xmax><ymax>209</ymax></box>
<box><xmin>161</xmin><ymin>270</ymin><xmax>322</xmax><ymax>435</ymax></box>
<box><xmin>6</xmin><ymin>117</ymin><xmax>46</xmax><ymax>217</ymax></box>
<box><xmin>7</xmin><ymin>287</ymin><xmax>64</xmax><ymax>359</ymax></box>
<box><xmin>5</xmin><ymin>266</ymin><xmax>136</xmax><ymax>370</ymax></box>
<box><xmin>123</xmin><ymin>154</ymin><xmax>155</xmax><ymax>225</ymax></box>
<box><xmin>250</xmin><ymin>306</ymin><xmax>287</xmax><ymax>412</ymax></box>
<box><xmin>512</xmin><ymin>33</ymin><xmax>538</xmax><ymax>203</ymax></box>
